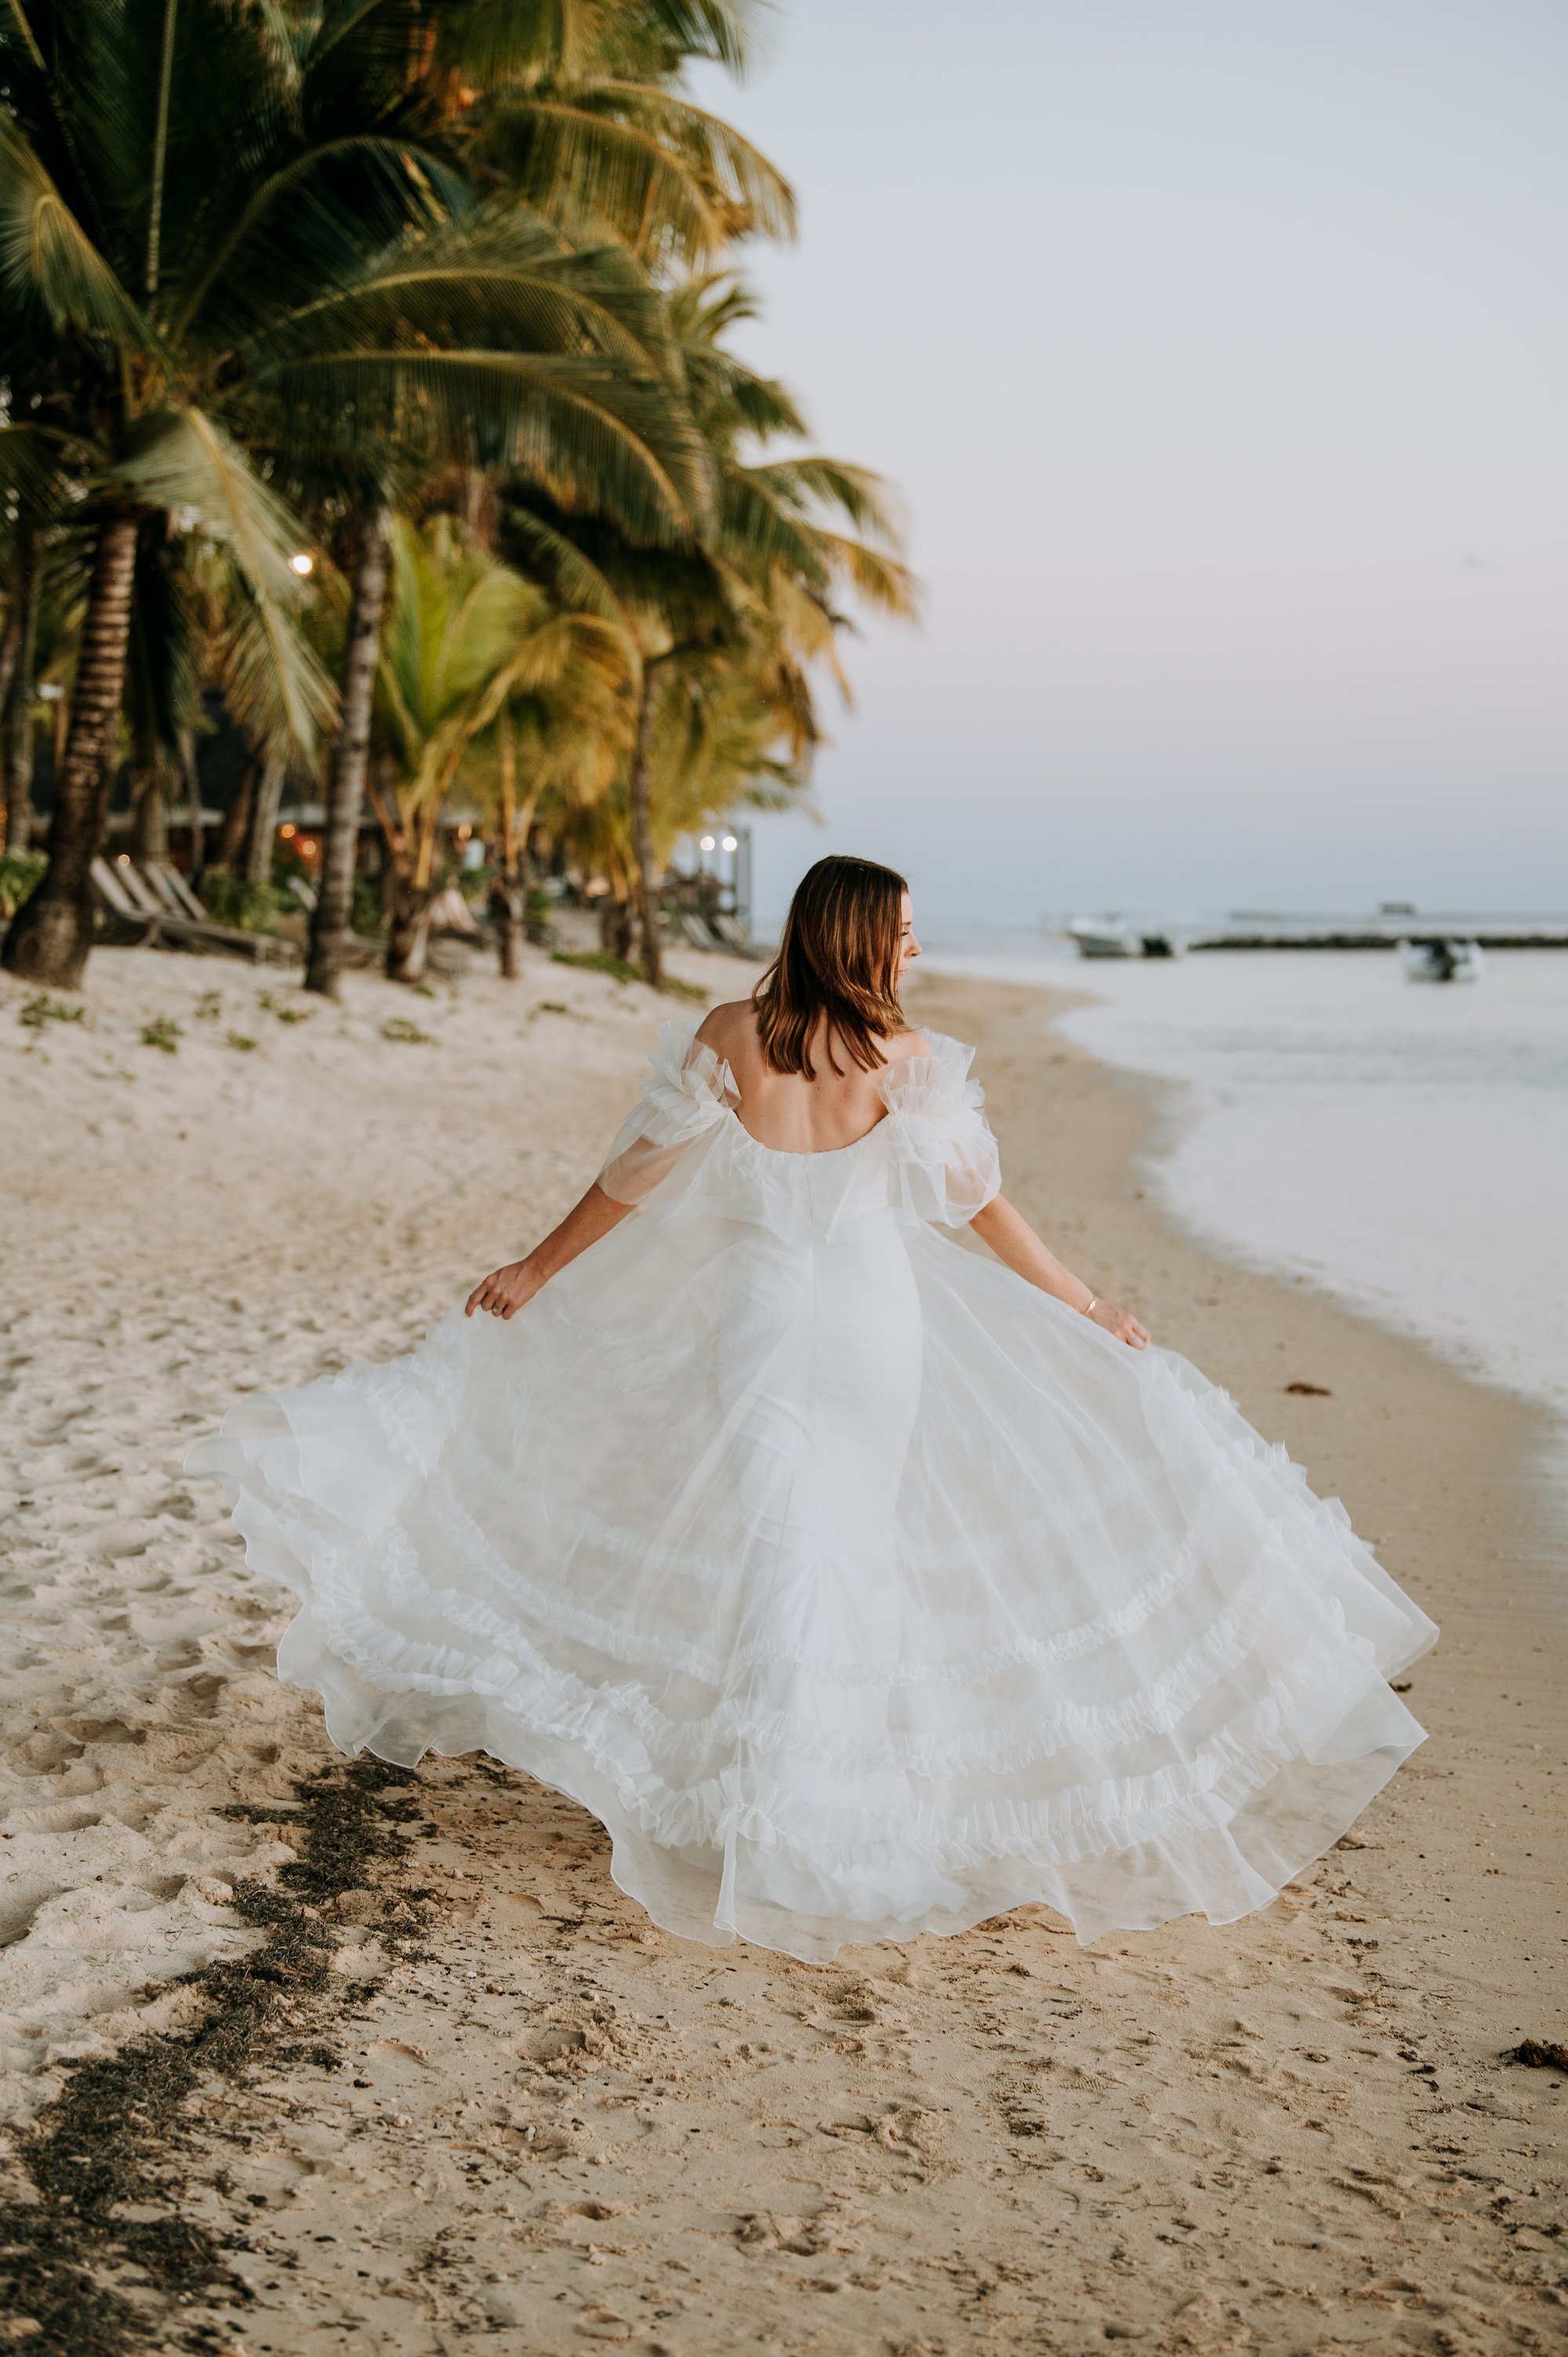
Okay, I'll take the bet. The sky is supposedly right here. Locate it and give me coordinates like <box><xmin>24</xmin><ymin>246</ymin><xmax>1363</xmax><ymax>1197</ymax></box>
<box><xmin>687</xmin><ymin>1</ymin><xmax>1568</xmax><ymax>928</ymax></box>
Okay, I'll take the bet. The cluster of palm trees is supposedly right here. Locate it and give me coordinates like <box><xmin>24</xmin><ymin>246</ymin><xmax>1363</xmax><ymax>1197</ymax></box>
<box><xmin>0</xmin><ymin>0</ymin><xmax>914</xmax><ymax>994</ymax></box>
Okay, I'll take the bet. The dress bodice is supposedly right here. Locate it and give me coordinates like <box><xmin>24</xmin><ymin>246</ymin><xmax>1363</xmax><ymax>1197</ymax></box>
<box><xmin>597</xmin><ymin>1016</ymin><xmax>1003</xmax><ymax>1242</ymax></box>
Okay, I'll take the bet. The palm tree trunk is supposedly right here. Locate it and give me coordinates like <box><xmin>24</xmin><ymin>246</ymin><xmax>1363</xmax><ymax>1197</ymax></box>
<box><xmin>385</xmin><ymin>863</ymin><xmax>435</xmax><ymax>982</ymax></box>
<box><xmin>2</xmin><ymin>509</ymin><xmax>140</xmax><ymax>986</ymax></box>
<box><xmin>214</xmin><ymin>753</ymin><xmax>257</xmax><ymax>870</ymax></box>
<box><xmin>489</xmin><ymin>714</ymin><xmax>535</xmax><ymax>980</ymax></box>
<box><xmin>2</xmin><ymin>535</ymin><xmax>43</xmax><ymax>855</ymax></box>
<box><xmin>490</xmin><ymin>873</ymin><xmax>523</xmax><ymax>979</ymax></box>
<box><xmin>180</xmin><ymin>725</ymin><xmax>205</xmax><ymax>882</ymax></box>
<box><xmin>244</xmin><ymin>747</ymin><xmax>287</xmax><ymax>886</ymax></box>
<box><xmin>600</xmin><ymin>893</ymin><xmax>637</xmax><ymax>961</ymax></box>
<box><xmin>628</xmin><ymin>663</ymin><xmax>663</xmax><ymax>989</ymax></box>
<box><xmin>307</xmin><ymin>501</ymin><xmax>392</xmax><ymax>999</ymax></box>
<box><xmin>132</xmin><ymin>765</ymin><xmax>169</xmax><ymax>862</ymax></box>
<box><xmin>0</xmin><ymin>597</ymin><xmax>22</xmax><ymax>727</ymax></box>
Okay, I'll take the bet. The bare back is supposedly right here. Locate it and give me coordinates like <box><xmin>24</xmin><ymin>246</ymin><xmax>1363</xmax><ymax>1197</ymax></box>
<box><xmin>697</xmin><ymin>1001</ymin><xmax>928</xmax><ymax>1156</ymax></box>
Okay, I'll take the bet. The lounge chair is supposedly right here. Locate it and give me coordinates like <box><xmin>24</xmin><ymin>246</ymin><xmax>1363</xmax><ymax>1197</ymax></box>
<box><xmin>144</xmin><ymin>859</ymin><xmax>209</xmax><ymax>922</ymax></box>
<box><xmin>89</xmin><ymin>855</ymin><xmax>300</xmax><ymax>967</ymax></box>
<box><xmin>89</xmin><ymin>857</ymin><xmax>161</xmax><ymax>944</ymax></box>
<box><xmin>710</xmin><ymin>912</ymin><xmax>759</xmax><ymax>957</ymax></box>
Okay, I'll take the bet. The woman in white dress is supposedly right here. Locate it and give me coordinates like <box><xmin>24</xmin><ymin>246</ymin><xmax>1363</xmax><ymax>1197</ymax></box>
<box><xmin>189</xmin><ymin>855</ymin><xmax>1436</xmax><ymax>1963</ymax></box>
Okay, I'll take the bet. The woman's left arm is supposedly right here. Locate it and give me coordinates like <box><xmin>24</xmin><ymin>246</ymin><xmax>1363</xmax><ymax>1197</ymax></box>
<box><xmin>970</xmin><ymin>1193</ymin><xmax>1149</xmax><ymax>1349</ymax></box>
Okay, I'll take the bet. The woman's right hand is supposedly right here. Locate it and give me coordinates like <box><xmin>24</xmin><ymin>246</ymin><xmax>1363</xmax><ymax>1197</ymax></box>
<box><xmin>1089</xmin><ymin>1298</ymin><xmax>1150</xmax><ymax>1349</ymax></box>
<box><xmin>465</xmin><ymin>1259</ymin><xmax>544</xmax><ymax>1320</ymax></box>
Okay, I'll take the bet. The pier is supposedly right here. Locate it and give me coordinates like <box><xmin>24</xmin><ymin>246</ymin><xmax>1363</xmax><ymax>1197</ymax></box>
<box><xmin>1065</xmin><ymin>908</ymin><xmax>1568</xmax><ymax>958</ymax></box>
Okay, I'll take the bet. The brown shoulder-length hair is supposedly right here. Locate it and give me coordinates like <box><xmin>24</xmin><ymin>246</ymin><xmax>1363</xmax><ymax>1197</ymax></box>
<box><xmin>752</xmin><ymin>855</ymin><xmax>908</xmax><ymax>1077</ymax></box>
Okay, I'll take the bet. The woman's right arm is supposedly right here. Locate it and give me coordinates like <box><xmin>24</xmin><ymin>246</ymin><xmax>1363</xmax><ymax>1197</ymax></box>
<box><xmin>465</xmin><ymin>1183</ymin><xmax>634</xmax><ymax>1320</ymax></box>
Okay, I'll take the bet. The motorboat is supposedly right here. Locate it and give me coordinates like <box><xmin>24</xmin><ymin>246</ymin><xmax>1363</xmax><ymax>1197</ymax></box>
<box><xmin>1067</xmin><ymin>917</ymin><xmax>1189</xmax><ymax>960</ymax></box>
<box><xmin>1400</xmin><ymin>937</ymin><xmax>1484</xmax><ymax>983</ymax></box>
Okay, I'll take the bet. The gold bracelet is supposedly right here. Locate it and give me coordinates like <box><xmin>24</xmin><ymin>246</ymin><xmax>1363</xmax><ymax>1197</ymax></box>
<box><xmin>1082</xmin><ymin>1294</ymin><xmax>1098</xmax><ymax>1317</ymax></box>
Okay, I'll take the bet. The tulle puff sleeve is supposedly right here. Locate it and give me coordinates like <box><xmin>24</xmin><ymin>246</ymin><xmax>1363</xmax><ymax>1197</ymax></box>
<box><xmin>879</xmin><ymin>1030</ymin><xmax>1002</xmax><ymax>1227</ymax></box>
<box><xmin>597</xmin><ymin>1018</ymin><xmax>739</xmax><ymax>1204</ymax></box>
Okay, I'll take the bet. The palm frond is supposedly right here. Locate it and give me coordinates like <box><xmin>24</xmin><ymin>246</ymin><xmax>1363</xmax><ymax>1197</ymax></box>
<box><xmin>124</xmin><ymin>522</ymin><xmax>200</xmax><ymax>769</ymax></box>
<box><xmin>480</xmin><ymin>84</ymin><xmax>792</xmax><ymax>262</ymax></box>
<box><xmin>808</xmin><ymin>529</ymin><xmax>919</xmax><ymax>618</ymax></box>
<box><xmin>263</xmin><ymin>350</ymin><xmax>711</xmax><ymax>543</ymax></box>
<box><xmin>746</xmin><ymin>457</ymin><xmax>904</xmax><ymax>544</ymax></box>
<box><xmin>0</xmin><ymin>419</ymin><xmax>78</xmax><ymax>518</ymax></box>
<box><xmin>0</xmin><ymin>114</ymin><xmax>148</xmax><ymax>343</ymax></box>
<box><xmin>1</xmin><ymin>0</ymin><xmax>44</xmax><ymax>72</ymax></box>
<box><xmin>499</xmin><ymin>499</ymin><xmax>628</xmax><ymax>623</ymax></box>
<box><xmin>114</xmin><ymin>407</ymin><xmax>335</xmax><ymax>751</ymax></box>
<box><xmin>172</xmin><ymin>137</ymin><xmax>465</xmax><ymax>340</ymax></box>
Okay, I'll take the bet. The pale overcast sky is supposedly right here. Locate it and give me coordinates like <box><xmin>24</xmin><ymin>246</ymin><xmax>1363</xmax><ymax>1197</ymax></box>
<box><xmin>689</xmin><ymin>1</ymin><xmax>1568</xmax><ymax>927</ymax></box>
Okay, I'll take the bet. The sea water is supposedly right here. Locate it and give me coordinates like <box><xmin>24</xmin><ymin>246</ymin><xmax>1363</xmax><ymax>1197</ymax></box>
<box><xmin>922</xmin><ymin>937</ymin><xmax>1568</xmax><ymax>1423</ymax></box>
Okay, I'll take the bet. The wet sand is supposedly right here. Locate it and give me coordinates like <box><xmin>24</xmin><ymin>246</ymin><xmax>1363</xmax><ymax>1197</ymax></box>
<box><xmin>0</xmin><ymin>947</ymin><xmax>1563</xmax><ymax>2355</ymax></box>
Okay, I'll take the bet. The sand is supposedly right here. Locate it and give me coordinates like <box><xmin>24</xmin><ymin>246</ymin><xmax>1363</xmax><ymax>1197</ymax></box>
<box><xmin>0</xmin><ymin>946</ymin><xmax>1563</xmax><ymax>2356</ymax></box>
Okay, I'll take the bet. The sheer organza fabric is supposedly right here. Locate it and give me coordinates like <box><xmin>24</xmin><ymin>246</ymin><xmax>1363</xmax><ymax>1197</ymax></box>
<box><xmin>188</xmin><ymin>1019</ymin><xmax>1435</xmax><ymax>1962</ymax></box>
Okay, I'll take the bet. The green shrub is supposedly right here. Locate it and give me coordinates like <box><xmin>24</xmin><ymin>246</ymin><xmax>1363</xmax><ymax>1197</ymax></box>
<box><xmin>200</xmin><ymin>870</ymin><xmax>276</xmax><ymax>933</ymax></box>
<box><xmin>140</xmin><ymin>1015</ymin><xmax>181</xmax><ymax>1053</ymax></box>
<box><xmin>351</xmin><ymin>873</ymin><xmax>387</xmax><ymax>936</ymax></box>
<box><xmin>381</xmin><ymin>1016</ymin><xmax>432</xmax><ymax>1044</ymax></box>
<box><xmin>0</xmin><ymin>851</ymin><xmax>46</xmax><ymax>921</ymax></box>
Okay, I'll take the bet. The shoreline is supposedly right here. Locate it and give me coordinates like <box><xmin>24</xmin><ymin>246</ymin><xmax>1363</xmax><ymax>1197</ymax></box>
<box><xmin>1</xmin><ymin>946</ymin><xmax>1563</xmax><ymax>2354</ymax></box>
<box><xmin>922</xmin><ymin>942</ymin><xmax>1568</xmax><ymax>1446</ymax></box>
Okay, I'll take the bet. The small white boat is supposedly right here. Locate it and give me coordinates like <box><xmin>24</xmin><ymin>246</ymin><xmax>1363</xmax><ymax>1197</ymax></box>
<box><xmin>1067</xmin><ymin>917</ymin><xmax>1189</xmax><ymax>960</ymax></box>
<box><xmin>1069</xmin><ymin>917</ymin><xmax>1142</xmax><ymax>959</ymax></box>
<box><xmin>1401</xmin><ymin>937</ymin><xmax>1484</xmax><ymax>983</ymax></box>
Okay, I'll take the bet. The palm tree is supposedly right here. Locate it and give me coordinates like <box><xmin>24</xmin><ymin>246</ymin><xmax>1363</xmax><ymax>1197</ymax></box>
<box><xmin>366</xmin><ymin>513</ymin><xmax>632</xmax><ymax>979</ymax></box>
<box><xmin>295</xmin><ymin>0</ymin><xmax>790</xmax><ymax>996</ymax></box>
<box><xmin>505</xmin><ymin>273</ymin><xmax>917</xmax><ymax>982</ymax></box>
<box><xmin>0</xmin><ymin>0</ymin><xmax>710</xmax><ymax>990</ymax></box>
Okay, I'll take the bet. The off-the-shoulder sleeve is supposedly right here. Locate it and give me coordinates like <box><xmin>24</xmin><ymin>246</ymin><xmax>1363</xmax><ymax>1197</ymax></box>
<box><xmin>597</xmin><ymin>1018</ymin><xmax>738</xmax><ymax>1204</ymax></box>
<box><xmin>878</xmin><ymin>1030</ymin><xmax>1002</xmax><ymax>1227</ymax></box>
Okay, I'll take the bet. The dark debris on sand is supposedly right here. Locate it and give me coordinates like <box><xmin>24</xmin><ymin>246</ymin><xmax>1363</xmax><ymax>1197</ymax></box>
<box><xmin>1506</xmin><ymin>2038</ymin><xmax>1568</xmax><ymax>2072</ymax></box>
<box><xmin>0</xmin><ymin>1759</ymin><xmax>427</xmax><ymax>2355</ymax></box>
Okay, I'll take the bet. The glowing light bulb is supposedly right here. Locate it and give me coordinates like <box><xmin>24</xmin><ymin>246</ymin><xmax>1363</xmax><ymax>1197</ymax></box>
<box><xmin>289</xmin><ymin>553</ymin><xmax>314</xmax><ymax>577</ymax></box>
<box><xmin>721</xmin><ymin>835</ymin><xmax>738</xmax><ymax>852</ymax></box>
<box><xmin>699</xmin><ymin>834</ymin><xmax>716</xmax><ymax>852</ymax></box>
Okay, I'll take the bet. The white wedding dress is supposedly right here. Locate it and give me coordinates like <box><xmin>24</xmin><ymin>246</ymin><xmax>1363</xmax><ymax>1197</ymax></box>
<box><xmin>189</xmin><ymin>1022</ymin><xmax>1436</xmax><ymax>1962</ymax></box>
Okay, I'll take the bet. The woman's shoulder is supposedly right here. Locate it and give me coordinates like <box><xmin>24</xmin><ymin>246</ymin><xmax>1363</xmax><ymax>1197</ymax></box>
<box><xmin>882</xmin><ymin>1025</ymin><xmax>973</xmax><ymax>1071</ymax></box>
<box><xmin>695</xmin><ymin>999</ymin><xmax>758</xmax><ymax>1053</ymax></box>
<box><xmin>876</xmin><ymin>1026</ymin><xmax>931</xmax><ymax>1067</ymax></box>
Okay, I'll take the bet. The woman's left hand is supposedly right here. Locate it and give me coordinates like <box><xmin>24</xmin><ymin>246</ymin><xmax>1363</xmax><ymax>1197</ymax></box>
<box><xmin>465</xmin><ymin>1260</ymin><xmax>543</xmax><ymax>1320</ymax></box>
<box><xmin>1090</xmin><ymin>1298</ymin><xmax>1150</xmax><ymax>1349</ymax></box>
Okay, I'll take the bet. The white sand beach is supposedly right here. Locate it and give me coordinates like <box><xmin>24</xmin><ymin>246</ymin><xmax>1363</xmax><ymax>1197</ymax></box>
<box><xmin>1</xmin><ymin>947</ymin><xmax>1563</xmax><ymax>2355</ymax></box>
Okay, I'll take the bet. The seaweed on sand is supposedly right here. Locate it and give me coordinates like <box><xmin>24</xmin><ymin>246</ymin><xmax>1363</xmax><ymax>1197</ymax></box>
<box><xmin>0</xmin><ymin>1759</ymin><xmax>424</xmax><ymax>2355</ymax></box>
